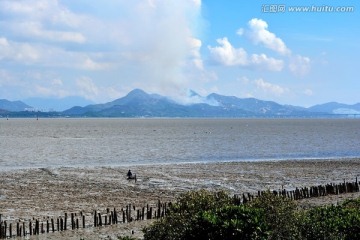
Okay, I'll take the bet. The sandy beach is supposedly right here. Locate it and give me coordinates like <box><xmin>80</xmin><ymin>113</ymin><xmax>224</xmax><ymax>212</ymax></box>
<box><xmin>1</xmin><ymin>159</ymin><xmax>360</xmax><ymax>239</ymax></box>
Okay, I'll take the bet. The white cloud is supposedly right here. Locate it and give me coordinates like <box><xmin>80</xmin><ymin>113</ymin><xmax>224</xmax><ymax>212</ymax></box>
<box><xmin>0</xmin><ymin>37</ymin><xmax>9</xmax><ymax>46</ymax></box>
<box><xmin>236</xmin><ymin>18</ymin><xmax>311</xmax><ymax>76</ymax></box>
<box><xmin>250</xmin><ymin>54</ymin><xmax>283</xmax><ymax>71</ymax></box>
<box><xmin>75</xmin><ymin>76</ymin><xmax>122</xmax><ymax>102</ymax></box>
<box><xmin>208</xmin><ymin>38</ymin><xmax>248</xmax><ymax>66</ymax></box>
<box><xmin>254</xmin><ymin>78</ymin><xmax>287</xmax><ymax>96</ymax></box>
<box><xmin>304</xmin><ymin>89</ymin><xmax>313</xmax><ymax>96</ymax></box>
<box><xmin>188</xmin><ymin>37</ymin><xmax>203</xmax><ymax>70</ymax></box>
<box><xmin>0</xmin><ymin>0</ymin><xmax>208</xmax><ymax>102</ymax></box>
<box><xmin>76</xmin><ymin>77</ymin><xmax>99</xmax><ymax>100</ymax></box>
<box><xmin>0</xmin><ymin>0</ymin><xmax>88</xmax><ymax>43</ymax></box>
<box><xmin>0</xmin><ymin>37</ymin><xmax>111</xmax><ymax>71</ymax></box>
<box><xmin>81</xmin><ymin>57</ymin><xmax>111</xmax><ymax>71</ymax></box>
<box><xmin>0</xmin><ymin>37</ymin><xmax>40</xmax><ymax>63</ymax></box>
<box><xmin>243</xmin><ymin>18</ymin><xmax>291</xmax><ymax>55</ymax></box>
<box><xmin>18</xmin><ymin>21</ymin><xmax>86</xmax><ymax>43</ymax></box>
<box><xmin>192</xmin><ymin>0</ymin><xmax>202</xmax><ymax>8</ymax></box>
<box><xmin>0</xmin><ymin>69</ymin><xmax>15</xmax><ymax>88</ymax></box>
<box><xmin>289</xmin><ymin>55</ymin><xmax>311</xmax><ymax>76</ymax></box>
<box><xmin>236</xmin><ymin>28</ymin><xmax>244</xmax><ymax>36</ymax></box>
<box><xmin>208</xmin><ymin>38</ymin><xmax>283</xmax><ymax>71</ymax></box>
<box><xmin>34</xmin><ymin>84</ymin><xmax>69</xmax><ymax>98</ymax></box>
<box><xmin>52</xmin><ymin>78</ymin><xmax>63</xmax><ymax>86</ymax></box>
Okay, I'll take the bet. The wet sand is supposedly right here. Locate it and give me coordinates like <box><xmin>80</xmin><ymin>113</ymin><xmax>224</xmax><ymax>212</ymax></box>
<box><xmin>1</xmin><ymin>159</ymin><xmax>360</xmax><ymax>239</ymax></box>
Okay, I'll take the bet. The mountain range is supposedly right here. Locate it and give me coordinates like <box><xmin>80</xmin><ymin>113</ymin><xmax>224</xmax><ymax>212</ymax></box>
<box><xmin>1</xmin><ymin>89</ymin><xmax>359</xmax><ymax>118</ymax></box>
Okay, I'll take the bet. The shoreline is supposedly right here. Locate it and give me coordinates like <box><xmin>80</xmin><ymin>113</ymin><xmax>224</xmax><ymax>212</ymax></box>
<box><xmin>1</xmin><ymin>158</ymin><xmax>360</xmax><ymax>239</ymax></box>
<box><xmin>1</xmin><ymin>156</ymin><xmax>360</xmax><ymax>173</ymax></box>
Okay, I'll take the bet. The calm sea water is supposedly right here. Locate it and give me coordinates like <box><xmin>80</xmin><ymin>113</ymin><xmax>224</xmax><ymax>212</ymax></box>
<box><xmin>1</xmin><ymin>118</ymin><xmax>359</xmax><ymax>170</ymax></box>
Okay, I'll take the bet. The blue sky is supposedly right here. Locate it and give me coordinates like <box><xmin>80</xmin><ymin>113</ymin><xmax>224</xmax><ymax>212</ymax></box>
<box><xmin>0</xmin><ymin>0</ymin><xmax>359</xmax><ymax>107</ymax></box>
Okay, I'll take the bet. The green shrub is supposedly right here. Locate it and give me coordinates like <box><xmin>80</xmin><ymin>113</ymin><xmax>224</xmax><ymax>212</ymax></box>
<box><xmin>298</xmin><ymin>204</ymin><xmax>360</xmax><ymax>239</ymax></box>
<box><xmin>143</xmin><ymin>189</ymin><xmax>360</xmax><ymax>240</ymax></box>
<box><xmin>143</xmin><ymin>190</ymin><xmax>234</xmax><ymax>240</ymax></box>
<box><xmin>143</xmin><ymin>190</ymin><xmax>271</xmax><ymax>240</ymax></box>
<box><xmin>202</xmin><ymin>205</ymin><xmax>270</xmax><ymax>239</ymax></box>
<box><xmin>249</xmin><ymin>190</ymin><xmax>300</xmax><ymax>239</ymax></box>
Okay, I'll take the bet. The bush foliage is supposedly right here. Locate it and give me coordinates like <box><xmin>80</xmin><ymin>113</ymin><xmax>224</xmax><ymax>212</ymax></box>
<box><xmin>143</xmin><ymin>190</ymin><xmax>360</xmax><ymax>240</ymax></box>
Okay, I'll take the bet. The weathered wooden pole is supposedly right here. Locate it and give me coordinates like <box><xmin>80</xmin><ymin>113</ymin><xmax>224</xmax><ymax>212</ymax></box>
<box><xmin>157</xmin><ymin>200</ymin><xmax>161</xmax><ymax>219</ymax></box>
<box><xmin>71</xmin><ymin>213</ymin><xmax>74</xmax><ymax>230</ymax></box>
<box><xmin>60</xmin><ymin>218</ymin><xmax>63</xmax><ymax>231</ymax></box>
<box><xmin>51</xmin><ymin>218</ymin><xmax>55</xmax><ymax>232</ymax></box>
<box><xmin>94</xmin><ymin>211</ymin><xmax>97</xmax><ymax>227</ymax></box>
<box><xmin>0</xmin><ymin>221</ymin><xmax>3</xmax><ymax>239</ymax></box>
<box><xmin>82</xmin><ymin>215</ymin><xmax>85</xmax><ymax>229</ymax></box>
<box><xmin>16</xmin><ymin>222</ymin><xmax>20</xmax><ymax>237</ymax></box>
<box><xmin>113</xmin><ymin>208</ymin><xmax>118</xmax><ymax>224</ymax></box>
<box><xmin>64</xmin><ymin>213</ymin><xmax>67</xmax><ymax>231</ymax></box>
<box><xmin>29</xmin><ymin>221</ymin><xmax>32</xmax><ymax>236</ymax></box>
<box><xmin>8</xmin><ymin>223</ymin><xmax>12</xmax><ymax>238</ymax></box>
<box><xmin>98</xmin><ymin>213</ymin><xmax>102</xmax><ymax>226</ymax></box>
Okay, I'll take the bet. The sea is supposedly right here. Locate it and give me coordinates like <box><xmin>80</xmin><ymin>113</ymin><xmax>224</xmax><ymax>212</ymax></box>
<box><xmin>1</xmin><ymin>118</ymin><xmax>359</xmax><ymax>171</ymax></box>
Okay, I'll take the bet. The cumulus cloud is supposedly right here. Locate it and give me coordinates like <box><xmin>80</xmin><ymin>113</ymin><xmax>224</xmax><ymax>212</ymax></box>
<box><xmin>236</xmin><ymin>18</ymin><xmax>312</xmax><ymax>76</ymax></box>
<box><xmin>34</xmin><ymin>84</ymin><xmax>69</xmax><ymax>98</ymax></box>
<box><xmin>76</xmin><ymin>76</ymin><xmax>122</xmax><ymax>102</ymax></box>
<box><xmin>250</xmin><ymin>54</ymin><xmax>284</xmax><ymax>72</ymax></box>
<box><xmin>241</xmin><ymin>18</ymin><xmax>291</xmax><ymax>56</ymax></box>
<box><xmin>208</xmin><ymin>38</ymin><xmax>248</xmax><ymax>66</ymax></box>
<box><xmin>0</xmin><ymin>0</ymin><xmax>206</xmax><ymax>101</ymax></box>
<box><xmin>188</xmin><ymin>37</ymin><xmax>203</xmax><ymax>70</ymax></box>
<box><xmin>0</xmin><ymin>37</ymin><xmax>112</xmax><ymax>71</ymax></box>
<box><xmin>17</xmin><ymin>22</ymin><xmax>86</xmax><ymax>43</ymax></box>
<box><xmin>0</xmin><ymin>0</ymin><xmax>88</xmax><ymax>43</ymax></box>
<box><xmin>208</xmin><ymin>38</ymin><xmax>283</xmax><ymax>71</ymax></box>
<box><xmin>82</xmin><ymin>57</ymin><xmax>111</xmax><ymax>71</ymax></box>
<box><xmin>115</xmin><ymin>0</ymin><xmax>205</xmax><ymax>97</ymax></box>
<box><xmin>289</xmin><ymin>55</ymin><xmax>311</xmax><ymax>76</ymax></box>
<box><xmin>0</xmin><ymin>37</ymin><xmax>40</xmax><ymax>63</ymax></box>
<box><xmin>76</xmin><ymin>77</ymin><xmax>99</xmax><ymax>99</ymax></box>
<box><xmin>255</xmin><ymin>78</ymin><xmax>287</xmax><ymax>96</ymax></box>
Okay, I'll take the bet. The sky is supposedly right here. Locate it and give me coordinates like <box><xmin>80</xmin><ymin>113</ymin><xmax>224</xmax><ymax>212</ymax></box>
<box><xmin>0</xmin><ymin>0</ymin><xmax>359</xmax><ymax>107</ymax></box>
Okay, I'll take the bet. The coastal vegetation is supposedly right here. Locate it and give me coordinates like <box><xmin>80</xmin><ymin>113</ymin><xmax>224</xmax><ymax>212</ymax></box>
<box><xmin>142</xmin><ymin>190</ymin><xmax>360</xmax><ymax>240</ymax></box>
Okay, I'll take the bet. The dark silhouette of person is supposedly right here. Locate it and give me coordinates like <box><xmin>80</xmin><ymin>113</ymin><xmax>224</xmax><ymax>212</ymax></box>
<box><xmin>127</xmin><ymin>169</ymin><xmax>132</xmax><ymax>178</ymax></box>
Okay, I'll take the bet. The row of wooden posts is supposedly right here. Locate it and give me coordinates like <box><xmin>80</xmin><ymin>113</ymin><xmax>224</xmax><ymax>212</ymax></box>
<box><xmin>0</xmin><ymin>200</ymin><xmax>169</xmax><ymax>239</ymax></box>
<box><xmin>237</xmin><ymin>177</ymin><xmax>359</xmax><ymax>204</ymax></box>
<box><xmin>1</xmin><ymin>178</ymin><xmax>359</xmax><ymax>239</ymax></box>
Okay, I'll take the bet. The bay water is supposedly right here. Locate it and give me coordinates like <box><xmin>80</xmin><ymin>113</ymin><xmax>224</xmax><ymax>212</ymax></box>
<box><xmin>1</xmin><ymin>118</ymin><xmax>359</xmax><ymax>170</ymax></box>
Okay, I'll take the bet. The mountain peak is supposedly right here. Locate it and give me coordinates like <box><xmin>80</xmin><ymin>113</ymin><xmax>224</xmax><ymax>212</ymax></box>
<box><xmin>188</xmin><ymin>89</ymin><xmax>201</xmax><ymax>98</ymax></box>
<box><xmin>127</xmin><ymin>88</ymin><xmax>148</xmax><ymax>97</ymax></box>
<box><xmin>0</xmin><ymin>99</ymin><xmax>32</xmax><ymax>112</ymax></box>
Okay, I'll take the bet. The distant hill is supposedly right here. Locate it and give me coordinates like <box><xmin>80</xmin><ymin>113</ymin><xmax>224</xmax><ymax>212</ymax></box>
<box><xmin>63</xmin><ymin>89</ymin><xmax>312</xmax><ymax>117</ymax></box>
<box><xmin>0</xmin><ymin>99</ymin><xmax>32</xmax><ymax>112</ymax></box>
<box><xmin>206</xmin><ymin>93</ymin><xmax>307</xmax><ymax>115</ymax></box>
<box><xmin>308</xmin><ymin>102</ymin><xmax>360</xmax><ymax>114</ymax></box>
<box><xmin>23</xmin><ymin>96</ymin><xmax>94</xmax><ymax>112</ymax></box>
<box><xmin>2</xmin><ymin>89</ymin><xmax>359</xmax><ymax>118</ymax></box>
